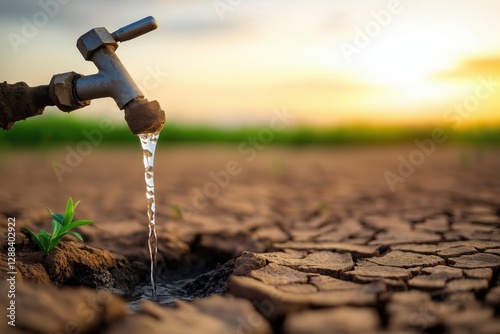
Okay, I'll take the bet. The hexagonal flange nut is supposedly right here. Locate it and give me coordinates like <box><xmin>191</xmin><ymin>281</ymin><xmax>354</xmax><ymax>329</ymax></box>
<box><xmin>77</xmin><ymin>27</ymin><xmax>118</xmax><ymax>61</ymax></box>
<box><xmin>49</xmin><ymin>72</ymin><xmax>90</xmax><ymax>112</ymax></box>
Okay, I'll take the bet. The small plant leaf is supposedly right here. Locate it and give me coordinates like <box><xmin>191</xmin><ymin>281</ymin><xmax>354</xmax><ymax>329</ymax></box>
<box><xmin>168</xmin><ymin>205</ymin><xmax>183</xmax><ymax>220</ymax></box>
<box><xmin>47</xmin><ymin>207</ymin><xmax>54</xmax><ymax>216</ymax></box>
<box><xmin>50</xmin><ymin>219</ymin><xmax>62</xmax><ymax>244</ymax></box>
<box><xmin>68</xmin><ymin>231</ymin><xmax>84</xmax><ymax>241</ymax></box>
<box><xmin>48</xmin><ymin>234</ymin><xmax>65</xmax><ymax>252</ymax></box>
<box><xmin>65</xmin><ymin>219</ymin><xmax>93</xmax><ymax>230</ymax></box>
<box><xmin>64</xmin><ymin>197</ymin><xmax>74</xmax><ymax>227</ymax></box>
<box><xmin>38</xmin><ymin>229</ymin><xmax>51</xmax><ymax>248</ymax></box>
<box><xmin>38</xmin><ymin>230</ymin><xmax>50</xmax><ymax>253</ymax></box>
<box><xmin>73</xmin><ymin>200</ymin><xmax>81</xmax><ymax>210</ymax></box>
<box><xmin>23</xmin><ymin>227</ymin><xmax>44</xmax><ymax>252</ymax></box>
<box><xmin>52</xmin><ymin>213</ymin><xmax>65</xmax><ymax>225</ymax></box>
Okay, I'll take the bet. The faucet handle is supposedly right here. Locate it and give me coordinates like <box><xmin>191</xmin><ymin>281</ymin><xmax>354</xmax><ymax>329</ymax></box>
<box><xmin>111</xmin><ymin>16</ymin><xmax>158</xmax><ymax>43</ymax></box>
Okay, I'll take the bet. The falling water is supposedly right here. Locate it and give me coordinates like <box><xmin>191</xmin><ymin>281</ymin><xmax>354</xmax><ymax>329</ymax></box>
<box><xmin>138</xmin><ymin>132</ymin><xmax>160</xmax><ymax>301</ymax></box>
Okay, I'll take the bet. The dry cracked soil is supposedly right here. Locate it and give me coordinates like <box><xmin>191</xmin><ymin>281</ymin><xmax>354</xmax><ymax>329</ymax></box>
<box><xmin>0</xmin><ymin>145</ymin><xmax>499</xmax><ymax>334</ymax></box>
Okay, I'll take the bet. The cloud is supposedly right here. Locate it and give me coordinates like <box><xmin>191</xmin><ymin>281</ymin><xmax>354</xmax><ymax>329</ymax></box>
<box><xmin>434</xmin><ymin>57</ymin><xmax>500</xmax><ymax>80</ymax></box>
<box><xmin>163</xmin><ymin>16</ymin><xmax>238</xmax><ymax>36</ymax></box>
<box><xmin>0</xmin><ymin>1</ymin><xmax>41</xmax><ymax>18</ymax></box>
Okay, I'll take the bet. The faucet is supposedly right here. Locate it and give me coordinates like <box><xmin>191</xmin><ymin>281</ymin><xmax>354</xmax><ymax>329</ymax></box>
<box><xmin>0</xmin><ymin>16</ymin><xmax>166</xmax><ymax>135</ymax></box>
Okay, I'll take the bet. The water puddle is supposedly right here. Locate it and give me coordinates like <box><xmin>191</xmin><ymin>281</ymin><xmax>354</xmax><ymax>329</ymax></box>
<box><xmin>126</xmin><ymin>260</ymin><xmax>233</xmax><ymax>311</ymax></box>
<box><xmin>127</xmin><ymin>278</ymin><xmax>195</xmax><ymax>311</ymax></box>
<box><xmin>138</xmin><ymin>132</ymin><xmax>160</xmax><ymax>301</ymax></box>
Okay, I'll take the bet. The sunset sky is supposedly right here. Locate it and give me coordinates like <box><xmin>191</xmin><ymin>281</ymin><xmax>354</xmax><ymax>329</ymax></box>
<box><xmin>0</xmin><ymin>0</ymin><xmax>499</xmax><ymax>127</ymax></box>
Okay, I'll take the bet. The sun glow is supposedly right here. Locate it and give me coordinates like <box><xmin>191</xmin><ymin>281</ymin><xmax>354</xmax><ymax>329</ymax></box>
<box><xmin>2</xmin><ymin>0</ymin><xmax>500</xmax><ymax>127</ymax></box>
<box><xmin>356</xmin><ymin>25</ymin><xmax>461</xmax><ymax>87</ymax></box>
<box><xmin>335</xmin><ymin>17</ymin><xmax>487</xmax><ymax>121</ymax></box>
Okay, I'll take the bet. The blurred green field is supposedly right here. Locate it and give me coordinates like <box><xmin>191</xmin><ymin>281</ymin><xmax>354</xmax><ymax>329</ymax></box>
<box><xmin>1</xmin><ymin>115</ymin><xmax>499</xmax><ymax>147</ymax></box>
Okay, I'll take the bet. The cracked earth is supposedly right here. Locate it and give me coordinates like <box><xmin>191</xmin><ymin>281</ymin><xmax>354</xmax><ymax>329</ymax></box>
<box><xmin>1</xmin><ymin>146</ymin><xmax>499</xmax><ymax>333</ymax></box>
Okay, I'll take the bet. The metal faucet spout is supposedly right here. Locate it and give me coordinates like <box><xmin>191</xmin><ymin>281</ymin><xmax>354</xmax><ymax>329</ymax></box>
<box><xmin>75</xmin><ymin>46</ymin><xmax>144</xmax><ymax>108</ymax></box>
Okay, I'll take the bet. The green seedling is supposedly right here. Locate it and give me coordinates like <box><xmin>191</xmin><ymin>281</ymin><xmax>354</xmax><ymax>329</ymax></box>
<box><xmin>168</xmin><ymin>204</ymin><xmax>183</xmax><ymax>220</ymax></box>
<box><xmin>23</xmin><ymin>197</ymin><xmax>93</xmax><ymax>253</ymax></box>
<box><xmin>316</xmin><ymin>202</ymin><xmax>327</xmax><ymax>213</ymax></box>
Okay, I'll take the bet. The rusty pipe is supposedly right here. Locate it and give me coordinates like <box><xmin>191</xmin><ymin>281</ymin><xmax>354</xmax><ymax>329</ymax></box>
<box><xmin>0</xmin><ymin>82</ymin><xmax>55</xmax><ymax>130</ymax></box>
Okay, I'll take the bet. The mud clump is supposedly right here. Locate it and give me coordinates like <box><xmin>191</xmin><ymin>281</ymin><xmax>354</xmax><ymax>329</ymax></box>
<box><xmin>232</xmin><ymin>251</ymin><xmax>267</xmax><ymax>276</ymax></box>
<box><xmin>0</xmin><ymin>280</ymin><xmax>126</xmax><ymax>334</ymax></box>
<box><xmin>0</xmin><ymin>81</ymin><xmax>52</xmax><ymax>130</ymax></box>
<box><xmin>184</xmin><ymin>260</ymin><xmax>235</xmax><ymax>298</ymax></box>
<box><xmin>1</xmin><ymin>239</ymin><xmax>142</xmax><ymax>295</ymax></box>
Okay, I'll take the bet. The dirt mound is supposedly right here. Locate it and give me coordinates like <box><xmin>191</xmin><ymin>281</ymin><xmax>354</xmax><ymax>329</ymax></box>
<box><xmin>0</xmin><ymin>280</ymin><xmax>126</xmax><ymax>334</ymax></box>
<box><xmin>1</xmin><ymin>238</ymin><xmax>142</xmax><ymax>295</ymax></box>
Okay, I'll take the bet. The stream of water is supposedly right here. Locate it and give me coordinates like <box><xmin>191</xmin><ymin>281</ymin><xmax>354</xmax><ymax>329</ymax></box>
<box><xmin>138</xmin><ymin>132</ymin><xmax>160</xmax><ymax>301</ymax></box>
